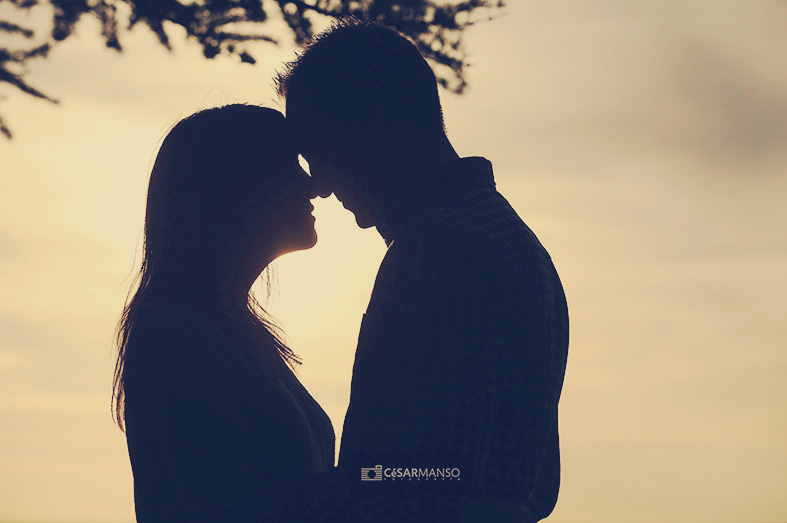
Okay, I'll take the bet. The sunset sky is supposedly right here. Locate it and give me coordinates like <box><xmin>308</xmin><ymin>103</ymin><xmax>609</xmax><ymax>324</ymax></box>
<box><xmin>1</xmin><ymin>1</ymin><xmax>786</xmax><ymax>522</ymax></box>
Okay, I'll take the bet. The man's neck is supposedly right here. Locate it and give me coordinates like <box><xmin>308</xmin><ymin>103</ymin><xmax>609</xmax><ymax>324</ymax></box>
<box><xmin>373</xmin><ymin>139</ymin><xmax>460</xmax><ymax>245</ymax></box>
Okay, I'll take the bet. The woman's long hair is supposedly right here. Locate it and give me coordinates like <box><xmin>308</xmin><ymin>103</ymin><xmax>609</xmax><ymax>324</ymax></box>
<box><xmin>112</xmin><ymin>104</ymin><xmax>302</xmax><ymax>432</ymax></box>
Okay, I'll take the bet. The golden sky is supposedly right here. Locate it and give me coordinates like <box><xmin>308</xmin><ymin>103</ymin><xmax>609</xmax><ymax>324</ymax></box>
<box><xmin>1</xmin><ymin>1</ymin><xmax>786</xmax><ymax>522</ymax></box>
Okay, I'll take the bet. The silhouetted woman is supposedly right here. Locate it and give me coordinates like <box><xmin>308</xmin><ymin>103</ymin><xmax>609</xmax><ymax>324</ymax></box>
<box><xmin>113</xmin><ymin>105</ymin><xmax>334</xmax><ymax>522</ymax></box>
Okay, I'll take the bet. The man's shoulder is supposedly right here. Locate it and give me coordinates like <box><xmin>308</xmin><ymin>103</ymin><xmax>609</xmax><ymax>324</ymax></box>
<box><xmin>392</xmin><ymin>188</ymin><xmax>549</xmax><ymax>271</ymax></box>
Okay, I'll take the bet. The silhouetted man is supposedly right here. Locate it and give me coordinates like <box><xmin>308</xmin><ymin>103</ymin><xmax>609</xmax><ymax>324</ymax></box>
<box><xmin>277</xmin><ymin>19</ymin><xmax>569</xmax><ymax>522</ymax></box>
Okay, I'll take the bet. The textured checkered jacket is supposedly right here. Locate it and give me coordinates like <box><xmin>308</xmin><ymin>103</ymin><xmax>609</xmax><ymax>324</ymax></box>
<box><xmin>335</xmin><ymin>157</ymin><xmax>569</xmax><ymax>522</ymax></box>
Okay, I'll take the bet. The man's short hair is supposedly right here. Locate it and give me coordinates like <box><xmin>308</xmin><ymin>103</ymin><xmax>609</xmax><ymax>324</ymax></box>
<box><xmin>275</xmin><ymin>18</ymin><xmax>445</xmax><ymax>140</ymax></box>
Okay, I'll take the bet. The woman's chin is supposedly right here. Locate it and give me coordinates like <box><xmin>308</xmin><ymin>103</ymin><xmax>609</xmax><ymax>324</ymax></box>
<box><xmin>293</xmin><ymin>225</ymin><xmax>318</xmax><ymax>251</ymax></box>
<box><xmin>303</xmin><ymin>229</ymin><xmax>318</xmax><ymax>250</ymax></box>
<box><xmin>268</xmin><ymin>217</ymin><xmax>318</xmax><ymax>257</ymax></box>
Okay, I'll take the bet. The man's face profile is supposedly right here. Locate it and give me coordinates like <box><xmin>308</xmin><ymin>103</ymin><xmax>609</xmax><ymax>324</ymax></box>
<box><xmin>299</xmin><ymin>146</ymin><xmax>377</xmax><ymax>230</ymax></box>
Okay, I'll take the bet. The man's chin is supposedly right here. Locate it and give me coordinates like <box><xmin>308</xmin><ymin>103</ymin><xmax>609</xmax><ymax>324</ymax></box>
<box><xmin>341</xmin><ymin>201</ymin><xmax>375</xmax><ymax>228</ymax></box>
<box><xmin>354</xmin><ymin>215</ymin><xmax>376</xmax><ymax>229</ymax></box>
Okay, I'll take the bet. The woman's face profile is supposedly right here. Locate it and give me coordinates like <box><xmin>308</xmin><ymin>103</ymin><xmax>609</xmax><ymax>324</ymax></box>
<box><xmin>150</xmin><ymin>107</ymin><xmax>320</xmax><ymax>280</ymax></box>
<box><xmin>244</xmin><ymin>148</ymin><xmax>318</xmax><ymax>262</ymax></box>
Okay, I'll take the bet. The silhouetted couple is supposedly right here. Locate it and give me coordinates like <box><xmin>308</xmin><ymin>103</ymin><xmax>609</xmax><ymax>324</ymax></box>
<box><xmin>114</xmin><ymin>19</ymin><xmax>568</xmax><ymax>523</ymax></box>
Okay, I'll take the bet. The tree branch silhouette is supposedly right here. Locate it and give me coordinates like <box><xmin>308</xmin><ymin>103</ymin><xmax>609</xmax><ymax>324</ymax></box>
<box><xmin>0</xmin><ymin>0</ymin><xmax>504</xmax><ymax>140</ymax></box>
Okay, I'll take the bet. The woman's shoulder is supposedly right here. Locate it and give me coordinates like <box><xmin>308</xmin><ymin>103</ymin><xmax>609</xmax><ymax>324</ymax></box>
<box><xmin>125</xmin><ymin>298</ymin><xmax>233</xmax><ymax>391</ymax></box>
<box><xmin>132</xmin><ymin>295</ymin><xmax>220</xmax><ymax>346</ymax></box>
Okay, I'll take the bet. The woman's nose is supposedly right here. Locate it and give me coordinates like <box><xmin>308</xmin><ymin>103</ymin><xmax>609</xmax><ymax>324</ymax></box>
<box><xmin>305</xmin><ymin>172</ymin><xmax>333</xmax><ymax>199</ymax></box>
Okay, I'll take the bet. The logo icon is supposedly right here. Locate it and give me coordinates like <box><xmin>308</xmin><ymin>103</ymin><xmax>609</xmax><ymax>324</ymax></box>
<box><xmin>360</xmin><ymin>464</ymin><xmax>383</xmax><ymax>481</ymax></box>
